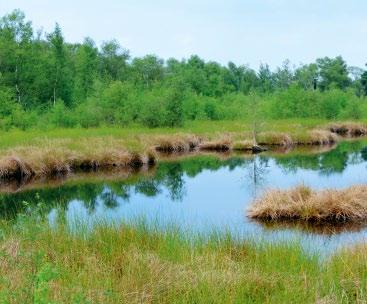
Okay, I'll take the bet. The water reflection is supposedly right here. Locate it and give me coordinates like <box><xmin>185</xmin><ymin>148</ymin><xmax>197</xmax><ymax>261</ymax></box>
<box><xmin>1</xmin><ymin>139</ymin><xmax>367</xmax><ymax>254</ymax></box>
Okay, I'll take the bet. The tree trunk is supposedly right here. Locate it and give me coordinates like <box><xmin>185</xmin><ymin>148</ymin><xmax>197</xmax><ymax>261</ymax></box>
<box><xmin>252</xmin><ymin>120</ymin><xmax>257</xmax><ymax>146</ymax></box>
<box><xmin>15</xmin><ymin>65</ymin><xmax>21</xmax><ymax>103</ymax></box>
<box><xmin>53</xmin><ymin>86</ymin><xmax>56</xmax><ymax>106</ymax></box>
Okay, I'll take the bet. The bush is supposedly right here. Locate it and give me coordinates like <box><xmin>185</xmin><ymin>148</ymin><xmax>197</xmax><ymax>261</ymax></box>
<box><xmin>73</xmin><ymin>98</ymin><xmax>103</xmax><ymax>128</ymax></box>
<box><xmin>339</xmin><ymin>98</ymin><xmax>363</xmax><ymax>120</ymax></box>
<box><xmin>319</xmin><ymin>89</ymin><xmax>347</xmax><ymax>119</ymax></box>
<box><xmin>47</xmin><ymin>100</ymin><xmax>76</xmax><ymax>128</ymax></box>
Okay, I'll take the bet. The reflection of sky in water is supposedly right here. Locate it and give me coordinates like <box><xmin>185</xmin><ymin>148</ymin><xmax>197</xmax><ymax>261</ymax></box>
<box><xmin>2</xmin><ymin>140</ymin><xmax>367</xmax><ymax>256</ymax></box>
<box><xmin>56</xmin><ymin>147</ymin><xmax>367</xmax><ymax>256</ymax></box>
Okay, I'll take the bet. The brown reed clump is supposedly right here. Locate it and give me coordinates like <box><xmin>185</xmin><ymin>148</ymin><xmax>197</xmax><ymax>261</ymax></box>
<box><xmin>0</xmin><ymin>145</ymin><xmax>157</xmax><ymax>179</ymax></box>
<box><xmin>248</xmin><ymin>184</ymin><xmax>367</xmax><ymax>222</ymax></box>
<box><xmin>199</xmin><ymin>138</ymin><xmax>232</xmax><ymax>152</ymax></box>
<box><xmin>328</xmin><ymin>122</ymin><xmax>367</xmax><ymax>137</ymax></box>
<box><xmin>232</xmin><ymin>140</ymin><xmax>253</xmax><ymax>151</ymax></box>
<box><xmin>155</xmin><ymin>135</ymin><xmax>201</xmax><ymax>153</ymax></box>
<box><xmin>0</xmin><ymin>157</ymin><xmax>34</xmax><ymax>179</ymax></box>
<box><xmin>303</xmin><ymin>130</ymin><xmax>339</xmax><ymax>145</ymax></box>
<box><xmin>257</xmin><ymin>132</ymin><xmax>293</xmax><ymax>147</ymax></box>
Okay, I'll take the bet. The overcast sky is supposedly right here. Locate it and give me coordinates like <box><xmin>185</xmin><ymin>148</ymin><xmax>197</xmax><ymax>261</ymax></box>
<box><xmin>2</xmin><ymin>0</ymin><xmax>367</xmax><ymax>69</ymax></box>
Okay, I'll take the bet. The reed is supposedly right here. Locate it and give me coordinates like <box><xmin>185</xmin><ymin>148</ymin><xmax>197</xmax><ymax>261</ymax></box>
<box><xmin>248</xmin><ymin>184</ymin><xmax>367</xmax><ymax>222</ymax></box>
<box><xmin>257</xmin><ymin>132</ymin><xmax>293</xmax><ymax>146</ymax></box>
<box><xmin>1</xmin><ymin>213</ymin><xmax>367</xmax><ymax>303</ymax></box>
<box><xmin>155</xmin><ymin>135</ymin><xmax>202</xmax><ymax>152</ymax></box>
<box><xmin>0</xmin><ymin>119</ymin><xmax>365</xmax><ymax>181</ymax></box>
<box><xmin>0</xmin><ymin>144</ymin><xmax>156</xmax><ymax>179</ymax></box>
<box><xmin>304</xmin><ymin>129</ymin><xmax>338</xmax><ymax>145</ymax></box>
<box><xmin>199</xmin><ymin>137</ymin><xmax>232</xmax><ymax>151</ymax></box>
<box><xmin>232</xmin><ymin>140</ymin><xmax>253</xmax><ymax>151</ymax></box>
<box><xmin>328</xmin><ymin>122</ymin><xmax>367</xmax><ymax>136</ymax></box>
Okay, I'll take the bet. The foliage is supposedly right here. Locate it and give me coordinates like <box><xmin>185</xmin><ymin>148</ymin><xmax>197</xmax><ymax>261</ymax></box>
<box><xmin>0</xmin><ymin>10</ymin><xmax>367</xmax><ymax>130</ymax></box>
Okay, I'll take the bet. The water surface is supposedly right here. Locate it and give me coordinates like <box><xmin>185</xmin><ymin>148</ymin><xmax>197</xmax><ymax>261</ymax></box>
<box><xmin>2</xmin><ymin>139</ymin><xmax>367</xmax><ymax>254</ymax></box>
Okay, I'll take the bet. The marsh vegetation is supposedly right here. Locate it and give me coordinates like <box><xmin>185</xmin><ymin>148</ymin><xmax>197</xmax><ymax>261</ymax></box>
<box><xmin>2</xmin><ymin>212</ymin><xmax>367</xmax><ymax>303</ymax></box>
<box><xmin>2</xmin><ymin>8</ymin><xmax>367</xmax><ymax>303</ymax></box>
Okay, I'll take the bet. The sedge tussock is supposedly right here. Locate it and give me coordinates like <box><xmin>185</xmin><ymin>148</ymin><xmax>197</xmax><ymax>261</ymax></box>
<box><xmin>306</xmin><ymin>130</ymin><xmax>338</xmax><ymax>145</ymax></box>
<box><xmin>248</xmin><ymin>184</ymin><xmax>367</xmax><ymax>222</ymax></box>
<box><xmin>258</xmin><ymin>132</ymin><xmax>293</xmax><ymax>147</ymax></box>
<box><xmin>328</xmin><ymin>122</ymin><xmax>367</xmax><ymax>137</ymax></box>
<box><xmin>155</xmin><ymin>135</ymin><xmax>202</xmax><ymax>152</ymax></box>
<box><xmin>232</xmin><ymin>140</ymin><xmax>253</xmax><ymax>151</ymax></box>
<box><xmin>0</xmin><ymin>157</ymin><xmax>34</xmax><ymax>179</ymax></box>
<box><xmin>199</xmin><ymin>137</ymin><xmax>232</xmax><ymax>152</ymax></box>
<box><xmin>0</xmin><ymin>144</ymin><xmax>156</xmax><ymax>179</ymax></box>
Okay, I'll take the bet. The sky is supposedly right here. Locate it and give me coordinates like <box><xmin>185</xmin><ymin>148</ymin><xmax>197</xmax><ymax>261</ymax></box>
<box><xmin>1</xmin><ymin>0</ymin><xmax>367</xmax><ymax>69</ymax></box>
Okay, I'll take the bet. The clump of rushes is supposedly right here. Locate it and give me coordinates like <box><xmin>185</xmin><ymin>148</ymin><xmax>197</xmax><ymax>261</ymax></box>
<box><xmin>299</xmin><ymin>130</ymin><xmax>339</xmax><ymax>145</ymax></box>
<box><xmin>199</xmin><ymin>137</ymin><xmax>232</xmax><ymax>151</ymax></box>
<box><xmin>0</xmin><ymin>146</ymin><xmax>156</xmax><ymax>179</ymax></box>
<box><xmin>328</xmin><ymin>122</ymin><xmax>367</xmax><ymax>136</ymax></box>
<box><xmin>248</xmin><ymin>184</ymin><xmax>367</xmax><ymax>222</ymax></box>
<box><xmin>232</xmin><ymin>140</ymin><xmax>253</xmax><ymax>151</ymax></box>
<box><xmin>3</xmin><ymin>213</ymin><xmax>367</xmax><ymax>303</ymax></box>
<box><xmin>309</xmin><ymin>130</ymin><xmax>339</xmax><ymax>145</ymax></box>
<box><xmin>257</xmin><ymin>132</ymin><xmax>293</xmax><ymax>147</ymax></box>
<box><xmin>155</xmin><ymin>135</ymin><xmax>202</xmax><ymax>152</ymax></box>
<box><xmin>0</xmin><ymin>157</ymin><xmax>34</xmax><ymax>179</ymax></box>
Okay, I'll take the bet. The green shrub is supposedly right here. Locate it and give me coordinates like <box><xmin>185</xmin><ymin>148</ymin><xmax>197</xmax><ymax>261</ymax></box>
<box><xmin>47</xmin><ymin>100</ymin><xmax>76</xmax><ymax>128</ymax></box>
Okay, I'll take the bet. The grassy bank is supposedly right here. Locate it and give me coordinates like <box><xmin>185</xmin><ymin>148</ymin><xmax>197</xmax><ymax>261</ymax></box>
<box><xmin>1</xmin><ymin>209</ymin><xmax>367</xmax><ymax>303</ymax></box>
<box><xmin>0</xmin><ymin>119</ymin><xmax>325</xmax><ymax>150</ymax></box>
<box><xmin>0</xmin><ymin>119</ymin><xmax>365</xmax><ymax>180</ymax></box>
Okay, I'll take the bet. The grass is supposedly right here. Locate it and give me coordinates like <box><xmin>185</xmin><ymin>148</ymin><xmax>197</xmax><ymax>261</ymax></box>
<box><xmin>248</xmin><ymin>184</ymin><xmax>367</xmax><ymax>222</ymax></box>
<box><xmin>0</xmin><ymin>142</ymin><xmax>156</xmax><ymax>179</ymax></box>
<box><xmin>0</xmin><ymin>119</ymin><xmax>328</xmax><ymax>151</ymax></box>
<box><xmin>327</xmin><ymin>122</ymin><xmax>367</xmax><ymax>136</ymax></box>
<box><xmin>199</xmin><ymin>137</ymin><xmax>233</xmax><ymax>151</ymax></box>
<box><xmin>0</xmin><ymin>119</ymin><xmax>365</xmax><ymax>180</ymax></box>
<box><xmin>1</xmin><ymin>209</ymin><xmax>367</xmax><ymax>303</ymax></box>
<box><xmin>154</xmin><ymin>134</ymin><xmax>202</xmax><ymax>152</ymax></box>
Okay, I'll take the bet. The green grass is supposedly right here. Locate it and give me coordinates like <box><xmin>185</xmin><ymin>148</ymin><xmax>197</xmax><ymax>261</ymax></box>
<box><xmin>0</xmin><ymin>119</ymin><xmax>327</xmax><ymax>151</ymax></box>
<box><xmin>1</xmin><ymin>206</ymin><xmax>367</xmax><ymax>303</ymax></box>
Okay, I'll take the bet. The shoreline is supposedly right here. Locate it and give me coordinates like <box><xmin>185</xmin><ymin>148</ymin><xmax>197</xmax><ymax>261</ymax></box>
<box><xmin>0</xmin><ymin>121</ymin><xmax>365</xmax><ymax>182</ymax></box>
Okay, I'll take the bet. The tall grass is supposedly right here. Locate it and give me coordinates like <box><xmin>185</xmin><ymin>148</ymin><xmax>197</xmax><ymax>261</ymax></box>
<box><xmin>1</xmin><ymin>208</ymin><xmax>367</xmax><ymax>303</ymax></box>
<box><xmin>0</xmin><ymin>119</ymin><xmax>364</xmax><ymax>180</ymax></box>
<box><xmin>248</xmin><ymin>184</ymin><xmax>367</xmax><ymax>222</ymax></box>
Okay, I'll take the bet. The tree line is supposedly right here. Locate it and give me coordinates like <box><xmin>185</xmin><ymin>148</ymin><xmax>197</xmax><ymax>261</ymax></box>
<box><xmin>1</xmin><ymin>9</ymin><xmax>367</xmax><ymax>129</ymax></box>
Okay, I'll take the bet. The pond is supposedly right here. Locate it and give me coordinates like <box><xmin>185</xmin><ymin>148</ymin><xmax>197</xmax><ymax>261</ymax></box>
<box><xmin>2</xmin><ymin>139</ymin><xmax>367</xmax><ymax>255</ymax></box>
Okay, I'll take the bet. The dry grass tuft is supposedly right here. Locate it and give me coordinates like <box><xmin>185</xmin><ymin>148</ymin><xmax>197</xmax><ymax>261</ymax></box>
<box><xmin>0</xmin><ymin>143</ymin><xmax>157</xmax><ymax>179</ymax></box>
<box><xmin>155</xmin><ymin>135</ymin><xmax>202</xmax><ymax>153</ymax></box>
<box><xmin>0</xmin><ymin>157</ymin><xmax>34</xmax><ymax>179</ymax></box>
<box><xmin>258</xmin><ymin>132</ymin><xmax>293</xmax><ymax>147</ymax></box>
<box><xmin>199</xmin><ymin>137</ymin><xmax>232</xmax><ymax>152</ymax></box>
<box><xmin>328</xmin><ymin>122</ymin><xmax>367</xmax><ymax>137</ymax></box>
<box><xmin>302</xmin><ymin>130</ymin><xmax>339</xmax><ymax>145</ymax></box>
<box><xmin>248</xmin><ymin>184</ymin><xmax>367</xmax><ymax>222</ymax></box>
<box><xmin>232</xmin><ymin>140</ymin><xmax>253</xmax><ymax>151</ymax></box>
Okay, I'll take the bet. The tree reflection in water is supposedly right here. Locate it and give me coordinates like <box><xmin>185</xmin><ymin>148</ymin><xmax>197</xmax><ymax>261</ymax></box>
<box><xmin>1</xmin><ymin>140</ymin><xmax>367</xmax><ymax>220</ymax></box>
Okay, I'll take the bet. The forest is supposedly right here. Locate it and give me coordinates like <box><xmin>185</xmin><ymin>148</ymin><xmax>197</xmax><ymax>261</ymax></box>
<box><xmin>1</xmin><ymin>9</ymin><xmax>367</xmax><ymax>130</ymax></box>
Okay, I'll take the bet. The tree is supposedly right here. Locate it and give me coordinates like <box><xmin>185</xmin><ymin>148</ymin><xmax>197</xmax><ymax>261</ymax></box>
<box><xmin>273</xmin><ymin>59</ymin><xmax>293</xmax><ymax>90</ymax></box>
<box><xmin>48</xmin><ymin>23</ymin><xmax>72</xmax><ymax>105</ymax></box>
<box><xmin>165</xmin><ymin>80</ymin><xmax>185</xmax><ymax>127</ymax></box>
<box><xmin>100</xmin><ymin>40</ymin><xmax>129</xmax><ymax>81</ymax></box>
<box><xmin>361</xmin><ymin>65</ymin><xmax>367</xmax><ymax>96</ymax></box>
<box><xmin>0</xmin><ymin>9</ymin><xmax>33</xmax><ymax>105</ymax></box>
<box><xmin>294</xmin><ymin>63</ymin><xmax>318</xmax><ymax>90</ymax></box>
<box><xmin>74</xmin><ymin>37</ymin><xmax>98</xmax><ymax>101</ymax></box>
<box><xmin>257</xmin><ymin>63</ymin><xmax>274</xmax><ymax>93</ymax></box>
<box><xmin>131</xmin><ymin>55</ymin><xmax>164</xmax><ymax>88</ymax></box>
<box><xmin>316</xmin><ymin>56</ymin><xmax>351</xmax><ymax>90</ymax></box>
<box><xmin>225</xmin><ymin>62</ymin><xmax>258</xmax><ymax>94</ymax></box>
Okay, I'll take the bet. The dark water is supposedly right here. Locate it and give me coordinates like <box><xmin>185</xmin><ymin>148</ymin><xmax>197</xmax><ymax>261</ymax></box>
<box><xmin>2</xmin><ymin>139</ymin><xmax>367</xmax><ymax>254</ymax></box>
